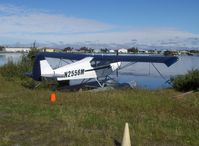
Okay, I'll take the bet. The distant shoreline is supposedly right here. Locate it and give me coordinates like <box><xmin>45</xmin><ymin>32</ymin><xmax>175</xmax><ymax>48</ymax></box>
<box><xmin>0</xmin><ymin>52</ymin><xmax>28</xmax><ymax>54</ymax></box>
<box><xmin>0</xmin><ymin>51</ymin><xmax>199</xmax><ymax>57</ymax></box>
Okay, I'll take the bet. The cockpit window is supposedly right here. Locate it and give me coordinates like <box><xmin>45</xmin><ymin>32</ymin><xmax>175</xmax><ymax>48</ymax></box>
<box><xmin>90</xmin><ymin>60</ymin><xmax>111</xmax><ymax>67</ymax></box>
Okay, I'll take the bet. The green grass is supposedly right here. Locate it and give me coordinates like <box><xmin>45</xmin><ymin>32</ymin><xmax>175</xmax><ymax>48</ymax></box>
<box><xmin>0</xmin><ymin>76</ymin><xmax>199</xmax><ymax>146</ymax></box>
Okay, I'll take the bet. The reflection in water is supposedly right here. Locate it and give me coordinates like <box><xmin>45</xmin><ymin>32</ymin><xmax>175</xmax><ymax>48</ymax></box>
<box><xmin>0</xmin><ymin>53</ymin><xmax>23</xmax><ymax>66</ymax></box>
<box><xmin>0</xmin><ymin>54</ymin><xmax>6</xmax><ymax>66</ymax></box>
<box><xmin>0</xmin><ymin>53</ymin><xmax>199</xmax><ymax>89</ymax></box>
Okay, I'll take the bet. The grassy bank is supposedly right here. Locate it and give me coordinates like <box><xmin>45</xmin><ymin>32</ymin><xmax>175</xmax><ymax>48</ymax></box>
<box><xmin>0</xmin><ymin>76</ymin><xmax>199</xmax><ymax>146</ymax></box>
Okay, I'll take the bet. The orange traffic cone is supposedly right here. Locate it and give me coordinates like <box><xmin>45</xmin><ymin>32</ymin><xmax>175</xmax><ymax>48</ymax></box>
<box><xmin>50</xmin><ymin>92</ymin><xmax>56</xmax><ymax>103</ymax></box>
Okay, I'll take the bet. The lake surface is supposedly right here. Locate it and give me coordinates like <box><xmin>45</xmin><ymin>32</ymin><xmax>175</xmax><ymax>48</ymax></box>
<box><xmin>0</xmin><ymin>53</ymin><xmax>199</xmax><ymax>89</ymax></box>
<box><xmin>0</xmin><ymin>53</ymin><xmax>23</xmax><ymax>66</ymax></box>
<box><xmin>118</xmin><ymin>55</ymin><xmax>199</xmax><ymax>89</ymax></box>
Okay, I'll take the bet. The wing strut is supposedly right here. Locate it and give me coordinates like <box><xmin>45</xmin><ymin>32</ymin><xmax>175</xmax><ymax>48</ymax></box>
<box><xmin>151</xmin><ymin>63</ymin><xmax>171</xmax><ymax>84</ymax></box>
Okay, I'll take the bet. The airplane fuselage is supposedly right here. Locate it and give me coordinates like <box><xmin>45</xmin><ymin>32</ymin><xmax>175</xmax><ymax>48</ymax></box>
<box><xmin>40</xmin><ymin>57</ymin><xmax>121</xmax><ymax>81</ymax></box>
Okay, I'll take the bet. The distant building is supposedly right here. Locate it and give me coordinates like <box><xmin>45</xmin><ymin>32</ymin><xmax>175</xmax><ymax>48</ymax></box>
<box><xmin>93</xmin><ymin>49</ymin><xmax>101</xmax><ymax>53</ymax></box>
<box><xmin>118</xmin><ymin>48</ymin><xmax>128</xmax><ymax>53</ymax></box>
<box><xmin>138</xmin><ymin>49</ymin><xmax>148</xmax><ymax>54</ymax></box>
<box><xmin>71</xmin><ymin>49</ymin><xmax>78</xmax><ymax>53</ymax></box>
<box><xmin>109</xmin><ymin>49</ymin><xmax>115</xmax><ymax>53</ymax></box>
<box><xmin>148</xmin><ymin>49</ymin><xmax>157</xmax><ymax>54</ymax></box>
<box><xmin>179</xmin><ymin>50</ymin><xmax>188</xmax><ymax>55</ymax></box>
<box><xmin>42</xmin><ymin>48</ymin><xmax>55</xmax><ymax>52</ymax></box>
<box><xmin>5</xmin><ymin>47</ymin><xmax>31</xmax><ymax>52</ymax></box>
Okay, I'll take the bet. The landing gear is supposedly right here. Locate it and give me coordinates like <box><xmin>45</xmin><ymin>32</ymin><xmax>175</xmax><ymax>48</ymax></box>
<box><xmin>58</xmin><ymin>80</ymin><xmax>70</xmax><ymax>86</ymax></box>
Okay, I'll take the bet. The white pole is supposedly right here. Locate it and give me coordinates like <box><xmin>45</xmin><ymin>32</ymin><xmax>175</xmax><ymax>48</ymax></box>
<box><xmin>121</xmin><ymin>122</ymin><xmax>131</xmax><ymax>146</ymax></box>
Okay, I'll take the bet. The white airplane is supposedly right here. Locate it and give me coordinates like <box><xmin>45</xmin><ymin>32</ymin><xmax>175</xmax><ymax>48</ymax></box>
<box><xmin>28</xmin><ymin>52</ymin><xmax>178</xmax><ymax>88</ymax></box>
<box><xmin>40</xmin><ymin>57</ymin><xmax>121</xmax><ymax>87</ymax></box>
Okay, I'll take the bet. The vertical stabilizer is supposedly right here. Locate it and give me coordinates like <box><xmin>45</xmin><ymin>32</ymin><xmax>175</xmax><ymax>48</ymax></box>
<box><xmin>40</xmin><ymin>60</ymin><xmax>54</xmax><ymax>77</ymax></box>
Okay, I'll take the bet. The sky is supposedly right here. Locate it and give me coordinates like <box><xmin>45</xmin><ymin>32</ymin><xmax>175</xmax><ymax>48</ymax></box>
<box><xmin>0</xmin><ymin>0</ymin><xmax>199</xmax><ymax>49</ymax></box>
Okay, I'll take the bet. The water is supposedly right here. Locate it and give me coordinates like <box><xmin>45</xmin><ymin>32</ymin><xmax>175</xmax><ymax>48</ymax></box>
<box><xmin>0</xmin><ymin>53</ymin><xmax>199</xmax><ymax>89</ymax></box>
<box><xmin>0</xmin><ymin>53</ymin><xmax>23</xmax><ymax>66</ymax></box>
<box><xmin>117</xmin><ymin>56</ymin><xmax>199</xmax><ymax>89</ymax></box>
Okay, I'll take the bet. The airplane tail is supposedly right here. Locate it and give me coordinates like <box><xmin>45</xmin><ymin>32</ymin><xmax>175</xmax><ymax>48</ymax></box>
<box><xmin>40</xmin><ymin>60</ymin><xmax>54</xmax><ymax>77</ymax></box>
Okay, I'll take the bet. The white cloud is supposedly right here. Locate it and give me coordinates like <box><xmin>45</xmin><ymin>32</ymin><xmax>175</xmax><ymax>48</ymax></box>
<box><xmin>0</xmin><ymin>13</ymin><xmax>112</xmax><ymax>33</ymax></box>
<box><xmin>0</xmin><ymin>4</ymin><xmax>199</xmax><ymax>48</ymax></box>
<box><xmin>0</xmin><ymin>4</ymin><xmax>113</xmax><ymax>34</ymax></box>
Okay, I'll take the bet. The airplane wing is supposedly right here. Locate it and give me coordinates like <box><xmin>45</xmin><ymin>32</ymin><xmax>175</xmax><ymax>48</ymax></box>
<box><xmin>32</xmin><ymin>52</ymin><xmax>178</xmax><ymax>81</ymax></box>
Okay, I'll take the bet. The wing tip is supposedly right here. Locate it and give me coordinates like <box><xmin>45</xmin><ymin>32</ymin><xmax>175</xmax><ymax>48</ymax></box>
<box><xmin>165</xmin><ymin>56</ymin><xmax>179</xmax><ymax>67</ymax></box>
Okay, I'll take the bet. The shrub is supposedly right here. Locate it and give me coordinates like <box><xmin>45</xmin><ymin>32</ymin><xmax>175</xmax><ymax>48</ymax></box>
<box><xmin>0</xmin><ymin>59</ymin><xmax>17</xmax><ymax>79</ymax></box>
<box><xmin>170</xmin><ymin>69</ymin><xmax>199</xmax><ymax>91</ymax></box>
